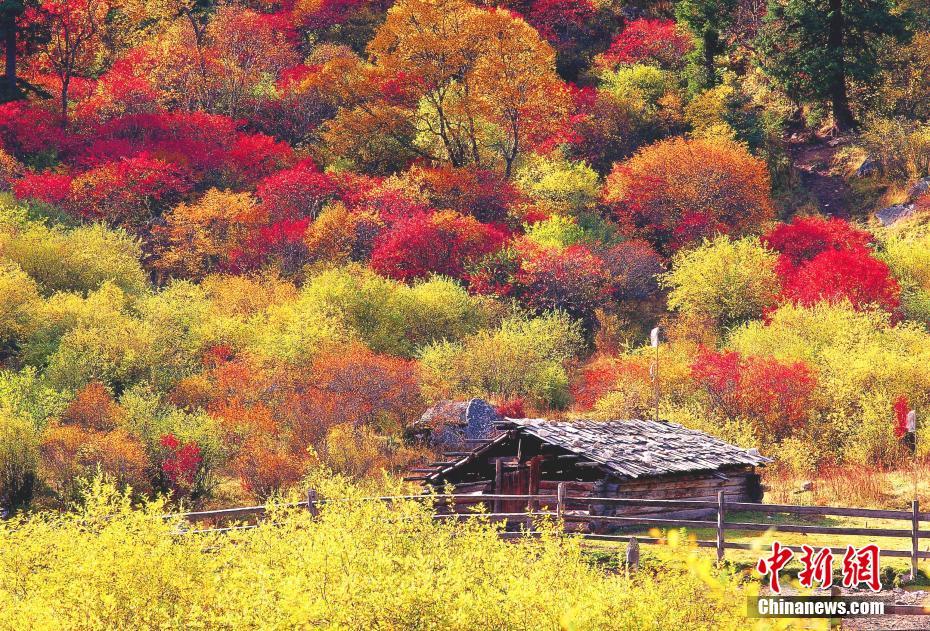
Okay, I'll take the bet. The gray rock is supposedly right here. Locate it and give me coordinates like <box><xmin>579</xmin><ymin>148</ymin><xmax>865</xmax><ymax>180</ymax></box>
<box><xmin>412</xmin><ymin>398</ymin><xmax>502</xmax><ymax>448</ymax></box>
<box><xmin>856</xmin><ymin>156</ymin><xmax>880</xmax><ymax>177</ymax></box>
<box><xmin>876</xmin><ymin>203</ymin><xmax>916</xmax><ymax>227</ymax></box>
<box><xmin>907</xmin><ymin>176</ymin><xmax>930</xmax><ymax>201</ymax></box>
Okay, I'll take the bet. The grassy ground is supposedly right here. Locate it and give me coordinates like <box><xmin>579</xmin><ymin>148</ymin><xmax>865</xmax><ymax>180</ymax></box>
<box><xmin>570</xmin><ymin>467</ymin><xmax>930</xmax><ymax>590</ymax></box>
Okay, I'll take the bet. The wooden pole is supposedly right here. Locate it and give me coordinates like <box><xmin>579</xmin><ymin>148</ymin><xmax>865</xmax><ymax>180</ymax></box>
<box><xmin>625</xmin><ymin>536</ymin><xmax>640</xmax><ymax>579</ymax></box>
<box><xmin>557</xmin><ymin>482</ymin><xmax>566</xmax><ymax>524</ymax></box>
<box><xmin>912</xmin><ymin>499</ymin><xmax>919</xmax><ymax>580</ymax></box>
<box><xmin>493</xmin><ymin>459</ymin><xmax>503</xmax><ymax>514</ymax></box>
<box><xmin>307</xmin><ymin>488</ymin><xmax>319</xmax><ymax>517</ymax></box>
<box><xmin>716</xmin><ymin>490</ymin><xmax>726</xmax><ymax>563</ymax></box>
<box><xmin>654</xmin><ymin>340</ymin><xmax>660</xmax><ymax>423</ymax></box>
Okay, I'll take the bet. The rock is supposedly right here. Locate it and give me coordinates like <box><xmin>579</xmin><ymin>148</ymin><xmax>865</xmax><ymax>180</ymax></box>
<box><xmin>856</xmin><ymin>156</ymin><xmax>879</xmax><ymax>177</ymax></box>
<box><xmin>907</xmin><ymin>176</ymin><xmax>930</xmax><ymax>201</ymax></box>
<box><xmin>409</xmin><ymin>398</ymin><xmax>503</xmax><ymax>448</ymax></box>
<box><xmin>463</xmin><ymin>398</ymin><xmax>500</xmax><ymax>441</ymax></box>
<box><xmin>876</xmin><ymin>203</ymin><xmax>916</xmax><ymax>227</ymax></box>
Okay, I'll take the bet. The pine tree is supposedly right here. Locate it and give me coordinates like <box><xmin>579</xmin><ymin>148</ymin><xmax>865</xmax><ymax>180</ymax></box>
<box><xmin>755</xmin><ymin>0</ymin><xmax>905</xmax><ymax>131</ymax></box>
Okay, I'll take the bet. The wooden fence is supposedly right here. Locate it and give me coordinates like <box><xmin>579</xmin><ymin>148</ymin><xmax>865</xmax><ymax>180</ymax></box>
<box><xmin>170</xmin><ymin>486</ymin><xmax>930</xmax><ymax>577</ymax></box>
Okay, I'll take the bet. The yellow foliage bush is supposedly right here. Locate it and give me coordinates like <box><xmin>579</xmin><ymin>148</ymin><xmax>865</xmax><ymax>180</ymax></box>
<box><xmin>0</xmin><ymin>478</ymin><xmax>763</xmax><ymax>630</ymax></box>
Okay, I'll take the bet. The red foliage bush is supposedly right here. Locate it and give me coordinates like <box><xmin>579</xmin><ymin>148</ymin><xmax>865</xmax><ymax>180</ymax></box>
<box><xmin>407</xmin><ymin>167</ymin><xmax>521</xmax><ymax>224</ymax></box>
<box><xmin>691</xmin><ymin>348</ymin><xmax>818</xmax><ymax>440</ymax></box>
<box><xmin>761</xmin><ymin>216</ymin><xmax>873</xmax><ymax>274</ymax></box>
<box><xmin>513</xmin><ymin>243</ymin><xmax>612</xmax><ymax>321</ymax></box>
<box><xmin>519</xmin><ymin>0</ymin><xmax>598</xmax><ymax>53</ymax></box>
<box><xmin>225</xmin><ymin>133</ymin><xmax>295</xmax><ymax>187</ymax></box>
<box><xmin>570</xmin><ymin>355</ymin><xmax>650</xmax><ymax>411</ymax></box>
<box><xmin>13</xmin><ymin>171</ymin><xmax>73</xmax><ymax>205</ymax></box>
<box><xmin>0</xmin><ymin>102</ymin><xmax>72</xmax><ymax>159</ymax></box>
<box><xmin>68</xmin><ymin>155</ymin><xmax>192</xmax><ymax>225</ymax></box>
<box><xmin>762</xmin><ymin>216</ymin><xmax>899</xmax><ymax>315</ymax></box>
<box><xmin>604</xmin><ymin>137</ymin><xmax>774</xmax><ymax>252</ymax></box>
<box><xmin>370</xmin><ymin>211</ymin><xmax>506</xmax><ymax>281</ymax></box>
<box><xmin>598</xmin><ymin>19</ymin><xmax>692</xmax><ymax>69</ymax></box>
<box><xmin>256</xmin><ymin>159</ymin><xmax>338</xmax><ymax>221</ymax></box>
<box><xmin>780</xmin><ymin>247</ymin><xmax>901</xmax><ymax>314</ymax></box>
<box><xmin>495</xmin><ymin>397</ymin><xmax>526</xmax><ymax>418</ymax></box>
<box><xmin>91</xmin><ymin>112</ymin><xmax>241</xmax><ymax>183</ymax></box>
<box><xmin>157</xmin><ymin>433</ymin><xmax>203</xmax><ymax>497</ymax></box>
<box><xmin>894</xmin><ymin>395</ymin><xmax>910</xmax><ymax>439</ymax></box>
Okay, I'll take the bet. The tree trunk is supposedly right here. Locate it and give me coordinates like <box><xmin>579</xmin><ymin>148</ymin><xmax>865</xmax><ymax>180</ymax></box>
<box><xmin>1</xmin><ymin>13</ymin><xmax>17</xmax><ymax>102</ymax></box>
<box><xmin>827</xmin><ymin>0</ymin><xmax>855</xmax><ymax>131</ymax></box>
<box><xmin>703</xmin><ymin>28</ymin><xmax>719</xmax><ymax>87</ymax></box>
<box><xmin>60</xmin><ymin>75</ymin><xmax>70</xmax><ymax>127</ymax></box>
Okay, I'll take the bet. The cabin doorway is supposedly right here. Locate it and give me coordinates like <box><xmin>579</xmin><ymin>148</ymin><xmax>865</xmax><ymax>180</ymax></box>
<box><xmin>497</xmin><ymin>456</ymin><xmax>541</xmax><ymax>513</ymax></box>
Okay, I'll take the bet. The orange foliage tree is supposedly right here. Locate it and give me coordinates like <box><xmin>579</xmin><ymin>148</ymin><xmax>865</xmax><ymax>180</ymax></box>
<box><xmin>603</xmin><ymin>136</ymin><xmax>774</xmax><ymax>253</ymax></box>
<box><xmin>154</xmin><ymin>189</ymin><xmax>269</xmax><ymax>280</ymax></box>
<box><xmin>326</xmin><ymin>0</ymin><xmax>570</xmax><ymax>176</ymax></box>
<box><xmin>40</xmin><ymin>382</ymin><xmax>149</xmax><ymax>499</ymax></box>
<box><xmin>180</xmin><ymin>344</ymin><xmax>422</xmax><ymax>499</ymax></box>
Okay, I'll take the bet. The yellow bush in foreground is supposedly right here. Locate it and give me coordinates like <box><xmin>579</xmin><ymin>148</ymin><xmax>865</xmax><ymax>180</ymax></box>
<box><xmin>0</xmin><ymin>478</ymin><xmax>778</xmax><ymax>630</ymax></box>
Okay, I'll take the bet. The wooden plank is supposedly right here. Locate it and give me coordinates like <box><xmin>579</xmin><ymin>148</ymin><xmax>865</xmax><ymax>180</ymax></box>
<box><xmin>725</xmin><ymin>502</ymin><xmax>913</xmax><ymax>520</ymax></box>
<box><xmin>720</xmin><ymin>522</ymin><xmax>914</xmax><ymax>538</ymax></box>
<box><xmin>566</xmin><ymin>497</ymin><xmax>720</xmax><ymax>510</ymax></box>
<box><xmin>493</xmin><ymin>459</ymin><xmax>503</xmax><ymax>514</ymax></box>
<box><xmin>913</xmin><ymin>500</ymin><xmax>920</xmax><ymax>578</ymax></box>
<box><xmin>564</xmin><ymin>514</ymin><xmax>717</xmax><ymax>528</ymax></box>
<box><xmin>175</xmin><ymin>505</ymin><xmax>267</xmax><ymax>520</ymax></box>
<box><xmin>716</xmin><ymin>490</ymin><xmax>725</xmax><ymax>562</ymax></box>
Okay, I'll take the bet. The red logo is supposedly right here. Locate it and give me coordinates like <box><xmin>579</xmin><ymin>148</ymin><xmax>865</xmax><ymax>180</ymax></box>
<box><xmin>756</xmin><ymin>541</ymin><xmax>794</xmax><ymax>593</ymax></box>
<box><xmin>756</xmin><ymin>543</ymin><xmax>883</xmax><ymax>593</ymax></box>
<box><xmin>841</xmin><ymin>544</ymin><xmax>882</xmax><ymax>592</ymax></box>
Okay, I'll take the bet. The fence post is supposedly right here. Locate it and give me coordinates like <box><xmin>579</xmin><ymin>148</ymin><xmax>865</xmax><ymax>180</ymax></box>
<box><xmin>493</xmin><ymin>459</ymin><xmax>503</xmax><ymax>514</ymax></box>
<box><xmin>556</xmin><ymin>482</ymin><xmax>566</xmax><ymax>525</ymax></box>
<box><xmin>307</xmin><ymin>488</ymin><xmax>319</xmax><ymax>517</ymax></box>
<box><xmin>912</xmin><ymin>499</ymin><xmax>920</xmax><ymax>579</ymax></box>
<box><xmin>716</xmin><ymin>490</ymin><xmax>726</xmax><ymax>563</ymax></box>
<box><xmin>626</xmin><ymin>536</ymin><xmax>640</xmax><ymax>579</ymax></box>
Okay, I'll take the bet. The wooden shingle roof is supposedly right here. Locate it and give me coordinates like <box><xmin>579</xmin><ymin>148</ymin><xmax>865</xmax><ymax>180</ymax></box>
<box><xmin>496</xmin><ymin>418</ymin><xmax>771</xmax><ymax>479</ymax></box>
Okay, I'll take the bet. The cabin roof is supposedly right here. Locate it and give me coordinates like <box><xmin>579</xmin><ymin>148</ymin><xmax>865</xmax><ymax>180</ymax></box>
<box><xmin>492</xmin><ymin>418</ymin><xmax>771</xmax><ymax>479</ymax></box>
<box><xmin>420</xmin><ymin>417</ymin><xmax>772</xmax><ymax>484</ymax></box>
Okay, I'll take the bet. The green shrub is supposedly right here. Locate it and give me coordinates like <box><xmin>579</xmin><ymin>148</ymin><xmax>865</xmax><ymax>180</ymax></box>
<box><xmin>0</xmin><ymin>411</ymin><xmax>39</xmax><ymax>511</ymax></box>
<box><xmin>661</xmin><ymin>236</ymin><xmax>780</xmax><ymax>328</ymax></box>
<box><xmin>419</xmin><ymin>312</ymin><xmax>583</xmax><ymax>408</ymax></box>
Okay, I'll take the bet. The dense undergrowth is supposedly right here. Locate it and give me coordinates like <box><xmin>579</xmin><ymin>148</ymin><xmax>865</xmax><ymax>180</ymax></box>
<box><xmin>0</xmin><ymin>477</ymin><xmax>778</xmax><ymax>630</ymax></box>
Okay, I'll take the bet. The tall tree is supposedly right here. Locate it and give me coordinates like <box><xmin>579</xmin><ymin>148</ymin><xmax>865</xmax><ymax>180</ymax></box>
<box><xmin>28</xmin><ymin>0</ymin><xmax>114</xmax><ymax>123</ymax></box>
<box><xmin>675</xmin><ymin>0</ymin><xmax>738</xmax><ymax>88</ymax></box>
<box><xmin>0</xmin><ymin>1</ymin><xmax>24</xmax><ymax>100</ymax></box>
<box><xmin>755</xmin><ymin>0</ymin><xmax>904</xmax><ymax>131</ymax></box>
<box><xmin>324</xmin><ymin>0</ymin><xmax>570</xmax><ymax>176</ymax></box>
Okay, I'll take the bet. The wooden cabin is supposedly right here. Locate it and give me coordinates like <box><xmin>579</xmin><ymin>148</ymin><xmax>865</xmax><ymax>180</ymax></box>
<box><xmin>417</xmin><ymin>418</ymin><xmax>770</xmax><ymax>527</ymax></box>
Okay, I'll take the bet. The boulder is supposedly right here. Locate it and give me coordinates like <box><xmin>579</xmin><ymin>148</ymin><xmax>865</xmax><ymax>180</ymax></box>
<box><xmin>855</xmin><ymin>156</ymin><xmax>879</xmax><ymax>177</ymax></box>
<box><xmin>875</xmin><ymin>203</ymin><xmax>915</xmax><ymax>227</ymax></box>
<box><xmin>907</xmin><ymin>176</ymin><xmax>930</xmax><ymax>202</ymax></box>
<box><xmin>409</xmin><ymin>398</ymin><xmax>503</xmax><ymax>449</ymax></box>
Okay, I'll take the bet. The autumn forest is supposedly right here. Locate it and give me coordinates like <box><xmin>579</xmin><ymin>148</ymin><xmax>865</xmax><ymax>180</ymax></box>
<box><xmin>0</xmin><ymin>0</ymin><xmax>929</xmax><ymax>626</ymax></box>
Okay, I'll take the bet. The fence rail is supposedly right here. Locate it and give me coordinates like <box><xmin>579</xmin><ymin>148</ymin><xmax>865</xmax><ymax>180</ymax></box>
<box><xmin>170</xmin><ymin>488</ymin><xmax>927</xmax><ymax>577</ymax></box>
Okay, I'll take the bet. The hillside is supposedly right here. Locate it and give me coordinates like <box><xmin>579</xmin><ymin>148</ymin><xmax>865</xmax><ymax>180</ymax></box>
<box><xmin>0</xmin><ymin>0</ymin><xmax>925</xmax><ymax>520</ymax></box>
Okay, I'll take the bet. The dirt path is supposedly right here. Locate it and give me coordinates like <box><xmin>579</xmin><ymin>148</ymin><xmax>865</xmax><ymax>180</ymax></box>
<box><xmin>787</xmin><ymin>134</ymin><xmax>856</xmax><ymax>218</ymax></box>
<box><xmin>841</xmin><ymin>589</ymin><xmax>930</xmax><ymax>630</ymax></box>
